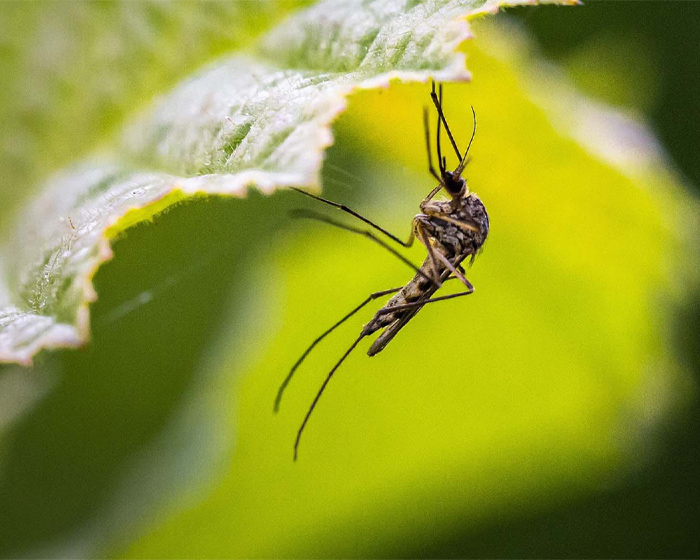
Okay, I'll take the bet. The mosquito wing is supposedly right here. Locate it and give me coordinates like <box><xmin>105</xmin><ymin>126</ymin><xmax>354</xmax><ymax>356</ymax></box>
<box><xmin>366</xmin><ymin>301</ymin><xmax>428</xmax><ymax>356</ymax></box>
<box><xmin>366</xmin><ymin>252</ymin><xmax>469</xmax><ymax>357</ymax></box>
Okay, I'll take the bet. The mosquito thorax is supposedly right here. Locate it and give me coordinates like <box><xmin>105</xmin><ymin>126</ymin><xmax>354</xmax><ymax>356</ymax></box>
<box><xmin>462</xmin><ymin>192</ymin><xmax>490</xmax><ymax>243</ymax></box>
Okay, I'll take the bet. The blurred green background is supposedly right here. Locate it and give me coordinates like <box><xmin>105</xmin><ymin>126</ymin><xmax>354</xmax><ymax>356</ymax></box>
<box><xmin>515</xmin><ymin>2</ymin><xmax>700</xmax><ymax>193</ymax></box>
<box><xmin>507</xmin><ymin>4</ymin><xmax>700</xmax><ymax>557</ymax></box>
<box><xmin>0</xmin><ymin>1</ymin><xmax>699</xmax><ymax>558</ymax></box>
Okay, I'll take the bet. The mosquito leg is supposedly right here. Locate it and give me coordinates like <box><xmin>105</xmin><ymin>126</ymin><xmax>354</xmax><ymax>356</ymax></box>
<box><xmin>424</xmin><ymin>211</ymin><xmax>479</xmax><ymax>233</ymax></box>
<box><xmin>376</xmin><ymin>278</ymin><xmax>475</xmax><ymax>315</ymax></box>
<box><xmin>431</xmin><ymin>250</ymin><xmax>471</xmax><ymax>287</ymax></box>
<box><xmin>423</xmin><ymin>107</ymin><xmax>441</xmax><ymax>183</ymax></box>
<box><xmin>430</xmin><ymin>82</ymin><xmax>462</xmax><ymax>161</ymax></box>
<box><xmin>438</xmin><ymin>215</ymin><xmax>478</xmax><ymax>233</ymax></box>
<box><xmin>290</xmin><ymin>188</ymin><xmax>413</xmax><ymax>247</ymax></box>
<box><xmin>291</xmin><ymin>209</ymin><xmax>434</xmax><ymax>285</ymax></box>
<box><xmin>275</xmin><ymin>285</ymin><xmax>403</xmax><ymax>412</ymax></box>
<box><xmin>415</xmin><ymin>222</ymin><xmax>442</xmax><ymax>286</ymax></box>
<box><xmin>376</xmin><ymin>288</ymin><xmax>473</xmax><ymax>314</ymax></box>
<box><xmin>420</xmin><ymin>235</ymin><xmax>473</xmax><ymax>288</ymax></box>
<box><xmin>294</xmin><ymin>333</ymin><xmax>366</xmax><ymax>461</ymax></box>
<box><xmin>422</xmin><ymin>184</ymin><xmax>443</xmax><ymax>207</ymax></box>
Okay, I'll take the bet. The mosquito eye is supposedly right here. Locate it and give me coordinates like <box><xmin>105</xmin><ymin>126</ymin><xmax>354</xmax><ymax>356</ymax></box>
<box><xmin>444</xmin><ymin>174</ymin><xmax>464</xmax><ymax>195</ymax></box>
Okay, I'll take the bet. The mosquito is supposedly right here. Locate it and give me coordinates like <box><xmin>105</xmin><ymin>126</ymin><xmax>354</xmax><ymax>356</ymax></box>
<box><xmin>275</xmin><ymin>82</ymin><xmax>490</xmax><ymax>460</ymax></box>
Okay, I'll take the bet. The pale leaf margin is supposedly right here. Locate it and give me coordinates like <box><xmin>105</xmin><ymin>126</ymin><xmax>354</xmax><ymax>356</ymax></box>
<box><xmin>0</xmin><ymin>0</ymin><xmax>575</xmax><ymax>365</ymax></box>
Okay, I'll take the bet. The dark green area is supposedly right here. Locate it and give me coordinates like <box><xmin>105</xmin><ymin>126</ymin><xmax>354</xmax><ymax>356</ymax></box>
<box><xmin>0</xmin><ymin>191</ymin><xmax>297</xmax><ymax>556</ymax></box>
<box><xmin>513</xmin><ymin>1</ymin><xmax>700</xmax><ymax>190</ymax></box>
<box><xmin>0</xmin><ymin>140</ymin><xmax>368</xmax><ymax>556</ymax></box>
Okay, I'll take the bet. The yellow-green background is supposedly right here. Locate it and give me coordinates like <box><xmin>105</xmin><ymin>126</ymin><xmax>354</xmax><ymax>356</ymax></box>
<box><xmin>1</xmin><ymin>2</ymin><xmax>699</xmax><ymax>558</ymax></box>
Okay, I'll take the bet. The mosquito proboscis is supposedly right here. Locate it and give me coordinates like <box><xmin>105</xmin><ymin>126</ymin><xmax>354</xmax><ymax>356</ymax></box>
<box><xmin>275</xmin><ymin>82</ymin><xmax>490</xmax><ymax>460</ymax></box>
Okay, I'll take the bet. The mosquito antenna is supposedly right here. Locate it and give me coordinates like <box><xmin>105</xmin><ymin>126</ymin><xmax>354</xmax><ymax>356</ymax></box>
<box><xmin>455</xmin><ymin>106</ymin><xmax>477</xmax><ymax>177</ymax></box>
<box><xmin>438</xmin><ymin>84</ymin><xmax>445</xmax><ymax>173</ymax></box>
<box><xmin>294</xmin><ymin>333</ymin><xmax>365</xmax><ymax>460</ymax></box>
<box><xmin>423</xmin><ymin>107</ymin><xmax>441</xmax><ymax>182</ymax></box>
<box><xmin>431</xmin><ymin>82</ymin><xmax>462</xmax><ymax>162</ymax></box>
<box><xmin>436</xmin><ymin>92</ymin><xmax>444</xmax><ymax>175</ymax></box>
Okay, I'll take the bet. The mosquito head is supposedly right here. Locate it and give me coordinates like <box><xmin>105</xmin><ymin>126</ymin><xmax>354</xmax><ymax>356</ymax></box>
<box><xmin>442</xmin><ymin>170</ymin><xmax>466</xmax><ymax>198</ymax></box>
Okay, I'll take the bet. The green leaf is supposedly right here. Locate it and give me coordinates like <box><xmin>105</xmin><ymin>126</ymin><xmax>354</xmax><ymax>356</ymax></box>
<box><xmin>0</xmin><ymin>0</ymin><xmax>312</xmax><ymax>217</ymax></box>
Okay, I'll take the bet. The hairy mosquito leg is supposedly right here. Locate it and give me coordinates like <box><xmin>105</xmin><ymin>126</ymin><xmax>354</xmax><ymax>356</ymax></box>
<box><xmin>433</xmin><ymin>214</ymin><xmax>479</xmax><ymax>233</ymax></box>
<box><xmin>274</xmin><ymin>285</ymin><xmax>403</xmax><ymax>412</ymax></box>
<box><xmin>291</xmin><ymin>209</ymin><xmax>436</xmax><ymax>285</ymax></box>
<box><xmin>291</xmin><ymin>188</ymin><xmax>412</xmax><ymax>247</ymax></box>
<box><xmin>431</xmin><ymin>249</ymin><xmax>470</xmax><ymax>287</ymax></box>
<box><xmin>415</xmin><ymin>222</ymin><xmax>442</xmax><ymax>286</ymax></box>
<box><xmin>421</xmin><ymin>182</ymin><xmax>444</xmax><ymax>207</ymax></box>
<box><xmin>419</xmin><ymin>202</ymin><xmax>479</xmax><ymax>232</ymax></box>
<box><xmin>431</xmin><ymin>82</ymin><xmax>462</xmax><ymax>161</ymax></box>
<box><xmin>421</xmin><ymin>234</ymin><xmax>472</xmax><ymax>287</ymax></box>
<box><xmin>423</xmin><ymin>107</ymin><xmax>441</xmax><ymax>183</ymax></box>
<box><xmin>294</xmin><ymin>333</ymin><xmax>366</xmax><ymax>461</ymax></box>
<box><xmin>376</xmin><ymin>279</ymin><xmax>475</xmax><ymax>315</ymax></box>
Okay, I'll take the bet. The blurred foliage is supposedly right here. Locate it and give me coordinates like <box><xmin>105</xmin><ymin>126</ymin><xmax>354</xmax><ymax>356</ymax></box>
<box><xmin>0</xmin><ymin>1</ymin><xmax>699</xmax><ymax>558</ymax></box>
<box><xmin>512</xmin><ymin>1</ymin><xmax>700</xmax><ymax>190</ymax></box>
<box><xmin>491</xmin><ymin>5</ymin><xmax>700</xmax><ymax>556</ymax></box>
